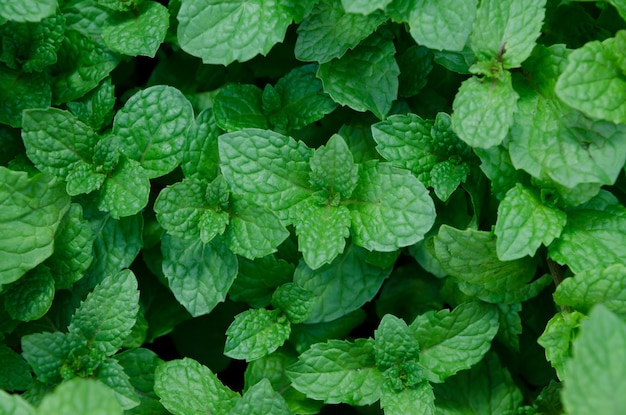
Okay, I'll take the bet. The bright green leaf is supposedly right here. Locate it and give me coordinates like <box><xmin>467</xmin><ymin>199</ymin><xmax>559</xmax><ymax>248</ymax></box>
<box><xmin>181</xmin><ymin>108</ymin><xmax>221</xmax><ymax>181</ymax></box>
<box><xmin>430</xmin><ymin>161</ymin><xmax>470</xmax><ymax>202</ymax></box>
<box><xmin>229</xmin><ymin>379</ymin><xmax>290</xmax><ymax>415</ymax></box>
<box><xmin>380</xmin><ymin>382</ymin><xmax>435</xmax><ymax>415</ymax></box>
<box><xmin>65</xmin><ymin>162</ymin><xmax>105</xmax><ymax>196</ymax></box>
<box><xmin>96</xmin><ymin>157</ymin><xmax>150</xmax><ymax>219</ymax></box>
<box><xmin>95</xmin><ymin>357</ymin><xmax>140</xmax><ymax>410</ymax></box>
<box><xmin>21</xmin><ymin>331</ymin><xmax>71</xmax><ymax>384</ymax></box>
<box><xmin>0</xmin><ymin>0</ymin><xmax>57</xmax><ymax>22</ymax></box>
<box><xmin>3</xmin><ymin>265</ymin><xmax>54</xmax><ymax>321</ymax></box>
<box><xmin>272</xmin><ymin>283</ymin><xmax>315</xmax><ymax>324</ymax></box>
<box><xmin>0</xmin><ymin>390</ymin><xmax>34</xmax><ymax>415</ymax></box>
<box><xmin>38</xmin><ymin>378</ymin><xmax>123</xmax><ymax>414</ymax></box>
<box><xmin>537</xmin><ymin>311</ymin><xmax>586</xmax><ymax>380</ymax></box>
<box><xmin>408</xmin><ymin>0</ymin><xmax>477</xmax><ymax>52</ymax></box>
<box><xmin>341</xmin><ymin>0</ymin><xmax>392</xmax><ymax>15</ymax></box>
<box><xmin>309</xmin><ymin>134</ymin><xmax>358</xmax><ymax>198</ymax></box>
<box><xmin>374</xmin><ymin>314</ymin><xmax>420</xmax><ymax>370</ymax></box>
<box><xmin>214</xmin><ymin>84</ymin><xmax>268</xmax><ymax>131</ymax></box>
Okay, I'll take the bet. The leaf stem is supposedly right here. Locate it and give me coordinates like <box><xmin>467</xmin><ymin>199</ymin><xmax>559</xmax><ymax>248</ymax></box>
<box><xmin>546</xmin><ymin>258</ymin><xmax>564</xmax><ymax>287</ymax></box>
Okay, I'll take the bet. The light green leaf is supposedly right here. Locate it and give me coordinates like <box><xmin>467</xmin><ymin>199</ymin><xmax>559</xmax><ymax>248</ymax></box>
<box><xmin>295</xmin><ymin>0</ymin><xmax>387</xmax><ymax>63</ymax></box>
<box><xmin>286</xmin><ymin>338</ymin><xmax>383</xmax><ymax>406</ymax></box>
<box><xmin>317</xmin><ymin>33</ymin><xmax>399</xmax><ymax>119</ymax></box>
<box><xmin>495</xmin><ymin>184</ymin><xmax>566</xmax><ymax>260</ymax></box>
<box><xmin>451</xmin><ymin>74</ymin><xmax>519</xmax><ymax>148</ymax></box>
<box><xmin>294</xmin><ymin>243</ymin><xmax>393</xmax><ymax>323</ymax></box>
<box><xmin>294</xmin><ymin>198</ymin><xmax>351</xmax><ymax>269</ymax></box>
<box><xmin>214</xmin><ymin>84</ymin><xmax>268</xmax><ymax>131</ymax></box>
<box><xmin>0</xmin><ymin>168</ymin><xmax>70</xmax><ymax>287</ymax></box>
<box><xmin>555</xmin><ymin>32</ymin><xmax>626</xmax><ymax>124</ymax></box>
<box><xmin>537</xmin><ymin>311</ymin><xmax>586</xmax><ymax>380</ymax></box>
<box><xmin>97</xmin><ymin>157</ymin><xmax>150</xmax><ymax>219</ymax></box>
<box><xmin>271</xmin><ymin>283</ymin><xmax>315</xmax><ymax>324</ymax></box>
<box><xmin>113</xmin><ymin>85</ymin><xmax>194</xmax><ymax>178</ymax></box>
<box><xmin>0</xmin><ymin>67</ymin><xmax>51</xmax><ymax>128</ymax></box>
<box><xmin>380</xmin><ymin>382</ymin><xmax>435</xmax><ymax>415</ymax></box>
<box><xmin>230</xmin><ymin>379</ymin><xmax>290</xmax><ymax>415</ymax></box>
<box><xmin>310</xmin><ymin>134</ymin><xmax>358</xmax><ymax>198</ymax></box>
<box><xmin>0</xmin><ymin>345</ymin><xmax>32</xmax><ymax>391</ymax></box>
<box><xmin>102</xmin><ymin>1</ymin><xmax>169</xmax><ymax>57</ymax></box>
<box><xmin>65</xmin><ymin>162</ymin><xmax>106</xmax><ymax>196</ymax></box>
<box><xmin>0</xmin><ymin>0</ymin><xmax>57</xmax><ymax>22</ymax></box>
<box><xmin>225</xmin><ymin>308</ymin><xmax>291</xmax><ymax>362</ymax></box>
<box><xmin>341</xmin><ymin>0</ymin><xmax>391</xmax><ymax>14</ymax></box>
<box><xmin>21</xmin><ymin>331</ymin><xmax>70</xmax><ymax>384</ymax></box>
<box><xmin>38</xmin><ymin>378</ymin><xmax>123</xmax><ymax>414</ymax></box>
<box><xmin>67</xmin><ymin>77</ymin><xmax>116</xmax><ymax>131</ymax></box>
<box><xmin>0</xmin><ymin>390</ymin><xmax>34</xmax><ymax>415</ymax></box>
<box><xmin>411</xmin><ymin>302</ymin><xmax>499</xmax><ymax>383</ymax></box>
<box><xmin>154</xmin><ymin>358</ymin><xmax>239</xmax><ymax>415</ymax></box>
<box><xmin>182</xmin><ymin>109</ymin><xmax>221</xmax><ymax>181</ymax></box>
<box><xmin>3</xmin><ymin>265</ymin><xmax>54</xmax><ymax>322</ymax></box>
<box><xmin>219</xmin><ymin>128</ymin><xmax>313</xmax><ymax>224</ymax></box>
<box><xmin>161</xmin><ymin>235</ymin><xmax>238</xmax><ymax>317</ymax></box>
<box><xmin>562</xmin><ymin>305</ymin><xmax>626</xmax><ymax>415</ymax></box>
<box><xmin>374</xmin><ymin>314</ymin><xmax>420</xmax><ymax>371</ymax></box>
<box><xmin>430</xmin><ymin>161</ymin><xmax>470</xmax><ymax>202</ymax></box>
<box><xmin>177</xmin><ymin>0</ymin><xmax>292</xmax><ymax>65</ymax></box>
<box><xmin>408</xmin><ymin>0</ymin><xmax>477</xmax><ymax>52</ymax></box>
<box><xmin>433</xmin><ymin>352</ymin><xmax>523</xmax><ymax>415</ymax></box>
<box><xmin>22</xmin><ymin>108</ymin><xmax>98</xmax><ymax>181</ymax></box>
<box><xmin>95</xmin><ymin>358</ymin><xmax>140</xmax><ymax>410</ymax></box>
<box><xmin>223</xmin><ymin>198</ymin><xmax>289</xmax><ymax>259</ymax></box>
<box><xmin>471</xmin><ymin>0</ymin><xmax>547</xmax><ymax>68</ymax></box>
<box><xmin>348</xmin><ymin>161</ymin><xmax>435</xmax><ymax>251</ymax></box>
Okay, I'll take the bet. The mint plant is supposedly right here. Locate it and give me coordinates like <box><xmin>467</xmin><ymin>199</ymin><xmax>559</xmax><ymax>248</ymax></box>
<box><xmin>2</xmin><ymin>0</ymin><xmax>626</xmax><ymax>414</ymax></box>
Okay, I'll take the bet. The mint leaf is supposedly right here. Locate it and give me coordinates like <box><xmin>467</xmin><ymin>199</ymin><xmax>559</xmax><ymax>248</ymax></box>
<box><xmin>3</xmin><ymin>265</ymin><xmax>54</xmax><ymax>322</ymax></box>
<box><xmin>471</xmin><ymin>0</ymin><xmax>547</xmax><ymax>68</ymax></box>
<box><xmin>94</xmin><ymin>157</ymin><xmax>149</xmax><ymax>219</ymax></box>
<box><xmin>555</xmin><ymin>32</ymin><xmax>626</xmax><ymax>124</ymax></box>
<box><xmin>537</xmin><ymin>311</ymin><xmax>586</xmax><ymax>380</ymax></box>
<box><xmin>317</xmin><ymin>33</ymin><xmax>399</xmax><ymax>119</ymax></box>
<box><xmin>224</xmin><ymin>308</ymin><xmax>291</xmax><ymax>362</ymax></box>
<box><xmin>68</xmin><ymin>269</ymin><xmax>140</xmax><ymax>356</ymax></box>
<box><xmin>154</xmin><ymin>358</ymin><xmax>239</xmax><ymax>415</ymax></box>
<box><xmin>230</xmin><ymin>379</ymin><xmax>290</xmax><ymax>415</ymax></box>
<box><xmin>430</xmin><ymin>160</ymin><xmax>470</xmax><ymax>202</ymax></box>
<box><xmin>0</xmin><ymin>345</ymin><xmax>32</xmax><ymax>391</ymax></box>
<box><xmin>433</xmin><ymin>352</ymin><xmax>523</xmax><ymax>415</ymax></box>
<box><xmin>494</xmin><ymin>184</ymin><xmax>567</xmax><ymax>260</ymax></box>
<box><xmin>181</xmin><ymin>109</ymin><xmax>221</xmax><ymax>181</ymax></box>
<box><xmin>348</xmin><ymin>161</ymin><xmax>435</xmax><ymax>251</ymax></box>
<box><xmin>219</xmin><ymin>128</ymin><xmax>313</xmax><ymax>224</ymax></box>
<box><xmin>113</xmin><ymin>85</ymin><xmax>194</xmax><ymax>178</ymax></box>
<box><xmin>287</xmin><ymin>338</ymin><xmax>383</xmax><ymax>405</ymax></box>
<box><xmin>38</xmin><ymin>378</ymin><xmax>123</xmax><ymax>415</ymax></box>
<box><xmin>161</xmin><ymin>235</ymin><xmax>238</xmax><ymax>317</ymax></box>
<box><xmin>95</xmin><ymin>358</ymin><xmax>140</xmax><ymax>410</ymax></box>
<box><xmin>67</xmin><ymin>77</ymin><xmax>115</xmax><ymax>132</ymax></box>
<box><xmin>115</xmin><ymin>348</ymin><xmax>165</xmax><ymax>414</ymax></box>
<box><xmin>214</xmin><ymin>84</ymin><xmax>268</xmax><ymax>131</ymax></box>
<box><xmin>229</xmin><ymin>256</ymin><xmax>294</xmax><ymax>308</ymax></box>
<box><xmin>341</xmin><ymin>0</ymin><xmax>392</xmax><ymax>15</ymax></box>
<box><xmin>0</xmin><ymin>391</ymin><xmax>34</xmax><ymax>415</ymax></box>
<box><xmin>0</xmin><ymin>168</ymin><xmax>70</xmax><ymax>286</ymax></box>
<box><xmin>380</xmin><ymin>382</ymin><xmax>435</xmax><ymax>415</ymax></box>
<box><xmin>411</xmin><ymin>302</ymin><xmax>499</xmax><ymax>383</ymax></box>
<box><xmin>310</xmin><ymin>134</ymin><xmax>359</xmax><ymax>198</ymax></box>
<box><xmin>374</xmin><ymin>314</ymin><xmax>420</xmax><ymax>371</ymax></box>
<box><xmin>101</xmin><ymin>1</ymin><xmax>169</xmax><ymax>57</ymax></box>
<box><xmin>451</xmin><ymin>73</ymin><xmax>519</xmax><ymax>148</ymax></box>
<box><xmin>177</xmin><ymin>0</ymin><xmax>291</xmax><ymax>65</ymax></box>
<box><xmin>408</xmin><ymin>0</ymin><xmax>477</xmax><ymax>52</ymax></box>
<box><xmin>272</xmin><ymin>283</ymin><xmax>315</xmax><ymax>324</ymax></box>
<box><xmin>21</xmin><ymin>331</ymin><xmax>70</xmax><ymax>384</ymax></box>
<box><xmin>295</xmin><ymin>0</ymin><xmax>386</xmax><ymax>63</ymax></box>
<box><xmin>294</xmin><ymin>243</ymin><xmax>392</xmax><ymax>323</ymax></box>
<box><xmin>562</xmin><ymin>305</ymin><xmax>626</xmax><ymax>415</ymax></box>
<box><xmin>397</xmin><ymin>45</ymin><xmax>433</xmax><ymax>97</ymax></box>
<box><xmin>0</xmin><ymin>68</ymin><xmax>50</xmax><ymax>127</ymax></box>
<box><xmin>474</xmin><ymin>145</ymin><xmax>528</xmax><ymax>200</ymax></box>
<box><xmin>0</xmin><ymin>0</ymin><xmax>56</xmax><ymax>22</ymax></box>
<box><xmin>290</xmin><ymin>310</ymin><xmax>366</xmax><ymax>354</ymax></box>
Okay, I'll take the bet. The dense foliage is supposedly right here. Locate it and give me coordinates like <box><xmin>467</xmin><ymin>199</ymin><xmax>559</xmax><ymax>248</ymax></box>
<box><xmin>1</xmin><ymin>0</ymin><xmax>626</xmax><ymax>414</ymax></box>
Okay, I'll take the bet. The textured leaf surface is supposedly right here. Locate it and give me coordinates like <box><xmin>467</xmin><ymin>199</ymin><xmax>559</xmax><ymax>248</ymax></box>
<box><xmin>113</xmin><ymin>85</ymin><xmax>194</xmax><ymax>178</ymax></box>
<box><xmin>38</xmin><ymin>378</ymin><xmax>123</xmax><ymax>415</ymax></box>
<box><xmin>161</xmin><ymin>235</ymin><xmax>238</xmax><ymax>317</ymax></box>
<box><xmin>115</xmin><ymin>348</ymin><xmax>165</xmax><ymax>414</ymax></box>
<box><xmin>229</xmin><ymin>256</ymin><xmax>294</xmax><ymax>308</ymax></box>
<box><xmin>0</xmin><ymin>168</ymin><xmax>70</xmax><ymax>286</ymax></box>
<box><xmin>380</xmin><ymin>382</ymin><xmax>435</xmax><ymax>415</ymax></box>
<box><xmin>181</xmin><ymin>109</ymin><xmax>221</xmax><ymax>181</ymax></box>
<box><xmin>66</xmin><ymin>77</ymin><xmax>115</xmax><ymax>131</ymax></box>
<box><xmin>271</xmin><ymin>283</ymin><xmax>314</xmax><ymax>324</ymax></box>
<box><xmin>295</xmin><ymin>0</ymin><xmax>386</xmax><ymax>63</ymax></box>
<box><xmin>408</xmin><ymin>0</ymin><xmax>477</xmax><ymax>52</ymax></box>
<box><xmin>154</xmin><ymin>358</ymin><xmax>239</xmax><ymax>415</ymax></box>
<box><xmin>309</xmin><ymin>134</ymin><xmax>358</xmax><ymax>198</ymax></box>
<box><xmin>229</xmin><ymin>379</ymin><xmax>290</xmax><ymax>415</ymax></box>
<box><xmin>317</xmin><ymin>33</ymin><xmax>399</xmax><ymax>119</ymax></box>
<box><xmin>537</xmin><ymin>311</ymin><xmax>585</xmax><ymax>380</ymax></box>
<box><xmin>495</xmin><ymin>184</ymin><xmax>566</xmax><ymax>260</ymax></box>
<box><xmin>341</xmin><ymin>0</ymin><xmax>391</xmax><ymax>14</ymax></box>
<box><xmin>21</xmin><ymin>331</ymin><xmax>69</xmax><ymax>384</ymax></box>
<box><xmin>287</xmin><ymin>338</ymin><xmax>383</xmax><ymax>405</ymax></box>
<box><xmin>562</xmin><ymin>306</ymin><xmax>626</xmax><ymax>415</ymax></box>
<box><xmin>0</xmin><ymin>0</ymin><xmax>56</xmax><ymax>22</ymax></box>
<box><xmin>374</xmin><ymin>314</ymin><xmax>420</xmax><ymax>370</ymax></box>
<box><xmin>3</xmin><ymin>265</ymin><xmax>54</xmax><ymax>322</ymax></box>
<box><xmin>225</xmin><ymin>308</ymin><xmax>291</xmax><ymax>361</ymax></box>
<box><xmin>96</xmin><ymin>157</ymin><xmax>150</xmax><ymax>219</ymax></box>
<box><xmin>0</xmin><ymin>68</ymin><xmax>51</xmax><ymax>127</ymax></box>
<box><xmin>411</xmin><ymin>302</ymin><xmax>499</xmax><ymax>383</ymax></box>
<box><xmin>95</xmin><ymin>358</ymin><xmax>140</xmax><ymax>410</ymax></box>
<box><xmin>214</xmin><ymin>84</ymin><xmax>268</xmax><ymax>131</ymax></box>
<box><xmin>349</xmin><ymin>161</ymin><xmax>435</xmax><ymax>251</ymax></box>
<box><xmin>177</xmin><ymin>0</ymin><xmax>291</xmax><ymax>65</ymax></box>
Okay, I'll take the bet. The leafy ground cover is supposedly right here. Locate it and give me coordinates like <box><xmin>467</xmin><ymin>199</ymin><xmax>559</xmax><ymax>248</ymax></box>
<box><xmin>1</xmin><ymin>0</ymin><xmax>626</xmax><ymax>414</ymax></box>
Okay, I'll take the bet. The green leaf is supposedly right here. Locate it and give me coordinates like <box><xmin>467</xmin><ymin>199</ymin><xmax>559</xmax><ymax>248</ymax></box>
<box><xmin>96</xmin><ymin>157</ymin><xmax>150</xmax><ymax>219</ymax></box>
<box><xmin>554</xmin><ymin>264</ymin><xmax>626</xmax><ymax>319</ymax></box>
<box><xmin>102</xmin><ymin>1</ymin><xmax>169</xmax><ymax>57</ymax></box>
<box><xmin>317</xmin><ymin>33</ymin><xmax>399</xmax><ymax>119</ymax></box>
<box><xmin>433</xmin><ymin>352</ymin><xmax>523</xmax><ymax>415</ymax></box>
<box><xmin>0</xmin><ymin>168</ymin><xmax>70</xmax><ymax>287</ymax></box>
<box><xmin>224</xmin><ymin>198</ymin><xmax>289</xmax><ymax>259</ymax></box>
<box><xmin>21</xmin><ymin>331</ymin><xmax>71</xmax><ymax>384</ymax></box>
<box><xmin>294</xmin><ymin>243</ymin><xmax>393</xmax><ymax>323</ymax></box>
<box><xmin>182</xmin><ymin>109</ymin><xmax>221</xmax><ymax>181</ymax></box>
<box><xmin>295</xmin><ymin>0</ymin><xmax>387</xmax><ymax>63</ymax></box>
<box><xmin>562</xmin><ymin>305</ymin><xmax>626</xmax><ymax>415</ymax></box>
<box><xmin>555</xmin><ymin>32</ymin><xmax>626</xmax><ymax>124</ymax></box>
<box><xmin>309</xmin><ymin>134</ymin><xmax>358</xmax><ymax>198</ymax></box>
<box><xmin>348</xmin><ymin>161</ymin><xmax>436</xmax><ymax>251</ymax></box>
<box><xmin>537</xmin><ymin>311</ymin><xmax>585</xmax><ymax>380</ymax></box>
<box><xmin>471</xmin><ymin>0</ymin><xmax>547</xmax><ymax>68</ymax></box>
<box><xmin>161</xmin><ymin>235</ymin><xmax>238</xmax><ymax>317</ymax></box>
<box><xmin>22</xmin><ymin>108</ymin><xmax>98</xmax><ymax>181</ymax></box>
<box><xmin>67</xmin><ymin>77</ymin><xmax>116</xmax><ymax>131</ymax></box>
<box><xmin>113</xmin><ymin>85</ymin><xmax>194</xmax><ymax>178</ymax></box>
<box><xmin>214</xmin><ymin>84</ymin><xmax>268</xmax><ymax>131</ymax></box>
<box><xmin>230</xmin><ymin>379</ymin><xmax>290</xmax><ymax>415</ymax></box>
<box><xmin>495</xmin><ymin>184</ymin><xmax>567</xmax><ymax>260</ymax></box>
<box><xmin>430</xmin><ymin>161</ymin><xmax>470</xmax><ymax>202</ymax></box>
<box><xmin>411</xmin><ymin>302</ymin><xmax>499</xmax><ymax>383</ymax></box>
<box><xmin>286</xmin><ymin>338</ymin><xmax>383</xmax><ymax>406</ymax></box>
<box><xmin>115</xmin><ymin>348</ymin><xmax>165</xmax><ymax>415</ymax></box>
<box><xmin>407</xmin><ymin>0</ymin><xmax>477</xmax><ymax>52</ymax></box>
<box><xmin>397</xmin><ymin>46</ymin><xmax>433</xmax><ymax>97</ymax></box>
<box><xmin>37</xmin><ymin>378</ymin><xmax>123</xmax><ymax>414</ymax></box>
<box><xmin>0</xmin><ymin>391</ymin><xmax>34</xmax><ymax>415</ymax></box>
<box><xmin>224</xmin><ymin>308</ymin><xmax>291</xmax><ymax>362</ymax></box>
<box><xmin>95</xmin><ymin>358</ymin><xmax>140</xmax><ymax>410</ymax></box>
<box><xmin>177</xmin><ymin>0</ymin><xmax>292</xmax><ymax>65</ymax></box>
<box><xmin>229</xmin><ymin>255</ymin><xmax>294</xmax><ymax>308</ymax></box>
<box><xmin>3</xmin><ymin>265</ymin><xmax>54</xmax><ymax>321</ymax></box>
<box><xmin>380</xmin><ymin>382</ymin><xmax>435</xmax><ymax>415</ymax></box>
<box><xmin>341</xmin><ymin>0</ymin><xmax>392</xmax><ymax>14</ymax></box>
<box><xmin>290</xmin><ymin>310</ymin><xmax>366</xmax><ymax>354</ymax></box>
<box><xmin>0</xmin><ymin>345</ymin><xmax>32</xmax><ymax>391</ymax></box>
<box><xmin>0</xmin><ymin>0</ymin><xmax>57</xmax><ymax>22</ymax></box>
<box><xmin>65</xmin><ymin>161</ymin><xmax>106</xmax><ymax>196</ymax></box>
<box><xmin>374</xmin><ymin>314</ymin><xmax>420</xmax><ymax>371</ymax></box>
<box><xmin>0</xmin><ymin>67</ymin><xmax>51</xmax><ymax>128</ymax></box>
<box><xmin>272</xmin><ymin>283</ymin><xmax>315</xmax><ymax>324</ymax></box>
<box><xmin>219</xmin><ymin>128</ymin><xmax>313</xmax><ymax>224</ymax></box>
<box><xmin>97</xmin><ymin>0</ymin><xmax>140</xmax><ymax>11</ymax></box>
<box><xmin>451</xmin><ymin>74</ymin><xmax>519</xmax><ymax>148</ymax></box>
<box><xmin>474</xmin><ymin>145</ymin><xmax>528</xmax><ymax>200</ymax></box>
<box><xmin>154</xmin><ymin>358</ymin><xmax>239</xmax><ymax>415</ymax></box>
